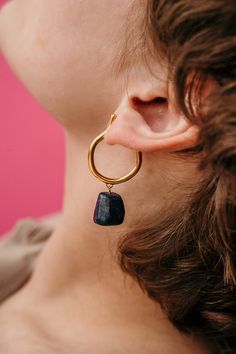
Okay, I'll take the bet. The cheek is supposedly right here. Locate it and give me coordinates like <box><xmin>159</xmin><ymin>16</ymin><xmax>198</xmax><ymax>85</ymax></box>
<box><xmin>0</xmin><ymin>0</ymin><xmax>124</xmax><ymax>126</ymax></box>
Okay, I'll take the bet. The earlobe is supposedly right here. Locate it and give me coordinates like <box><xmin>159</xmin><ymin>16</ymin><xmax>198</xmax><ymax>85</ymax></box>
<box><xmin>104</xmin><ymin>97</ymin><xmax>200</xmax><ymax>153</ymax></box>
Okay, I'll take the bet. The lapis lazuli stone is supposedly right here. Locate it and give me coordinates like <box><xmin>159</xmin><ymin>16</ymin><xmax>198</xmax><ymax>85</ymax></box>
<box><xmin>93</xmin><ymin>192</ymin><xmax>125</xmax><ymax>226</ymax></box>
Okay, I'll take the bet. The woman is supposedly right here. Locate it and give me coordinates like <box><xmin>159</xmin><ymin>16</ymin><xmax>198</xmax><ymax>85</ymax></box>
<box><xmin>0</xmin><ymin>0</ymin><xmax>235</xmax><ymax>353</ymax></box>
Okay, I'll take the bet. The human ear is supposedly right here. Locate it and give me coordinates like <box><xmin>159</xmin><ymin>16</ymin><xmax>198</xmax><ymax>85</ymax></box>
<box><xmin>104</xmin><ymin>94</ymin><xmax>200</xmax><ymax>153</ymax></box>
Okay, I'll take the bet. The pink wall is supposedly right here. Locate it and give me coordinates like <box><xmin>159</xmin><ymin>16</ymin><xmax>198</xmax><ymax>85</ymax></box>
<box><xmin>0</xmin><ymin>0</ymin><xmax>65</xmax><ymax>235</ymax></box>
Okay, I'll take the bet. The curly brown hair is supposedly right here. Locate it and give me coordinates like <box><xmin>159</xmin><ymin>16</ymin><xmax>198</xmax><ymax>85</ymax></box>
<box><xmin>116</xmin><ymin>1</ymin><xmax>236</xmax><ymax>353</ymax></box>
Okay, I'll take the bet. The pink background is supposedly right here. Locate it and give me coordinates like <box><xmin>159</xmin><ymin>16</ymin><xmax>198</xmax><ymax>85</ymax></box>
<box><xmin>0</xmin><ymin>0</ymin><xmax>65</xmax><ymax>235</ymax></box>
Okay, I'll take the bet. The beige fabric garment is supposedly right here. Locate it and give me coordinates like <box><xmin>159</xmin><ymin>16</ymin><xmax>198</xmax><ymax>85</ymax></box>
<box><xmin>0</xmin><ymin>219</ymin><xmax>53</xmax><ymax>304</ymax></box>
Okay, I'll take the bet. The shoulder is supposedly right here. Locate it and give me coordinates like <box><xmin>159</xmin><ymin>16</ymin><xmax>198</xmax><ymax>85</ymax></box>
<box><xmin>0</xmin><ymin>212</ymin><xmax>60</xmax><ymax>243</ymax></box>
<box><xmin>135</xmin><ymin>317</ymin><xmax>212</xmax><ymax>354</ymax></box>
<box><xmin>165</xmin><ymin>334</ymin><xmax>211</xmax><ymax>354</ymax></box>
<box><xmin>0</xmin><ymin>215</ymin><xmax>56</xmax><ymax>264</ymax></box>
<box><xmin>0</xmin><ymin>212</ymin><xmax>61</xmax><ymax>255</ymax></box>
<box><xmin>0</xmin><ymin>299</ymin><xmax>211</xmax><ymax>354</ymax></box>
<box><xmin>0</xmin><ymin>305</ymin><xmax>53</xmax><ymax>354</ymax></box>
<box><xmin>0</xmin><ymin>214</ymin><xmax>59</xmax><ymax>304</ymax></box>
<box><xmin>145</xmin><ymin>328</ymin><xmax>211</xmax><ymax>354</ymax></box>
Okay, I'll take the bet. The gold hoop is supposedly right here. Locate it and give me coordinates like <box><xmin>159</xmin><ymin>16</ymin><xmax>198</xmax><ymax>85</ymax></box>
<box><xmin>88</xmin><ymin>114</ymin><xmax>142</xmax><ymax>185</ymax></box>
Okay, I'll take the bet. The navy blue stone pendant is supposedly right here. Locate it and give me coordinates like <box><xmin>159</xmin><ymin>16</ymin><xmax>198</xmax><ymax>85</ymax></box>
<box><xmin>93</xmin><ymin>191</ymin><xmax>125</xmax><ymax>226</ymax></box>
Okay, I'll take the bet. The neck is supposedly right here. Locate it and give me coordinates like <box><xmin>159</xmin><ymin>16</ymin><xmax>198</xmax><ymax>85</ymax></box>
<box><xmin>29</xmin><ymin>129</ymin><xmax>163</xmax><ymax>324</ymax></box>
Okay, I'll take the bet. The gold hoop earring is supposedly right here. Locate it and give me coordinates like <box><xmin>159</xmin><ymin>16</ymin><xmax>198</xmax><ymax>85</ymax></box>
<box><xmin>88</xmin><ymin>114</ymin><xmax>142</xmax><ymax>226</ymax></box>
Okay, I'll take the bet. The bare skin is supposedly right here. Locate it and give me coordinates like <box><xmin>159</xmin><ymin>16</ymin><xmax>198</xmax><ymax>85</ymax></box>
<box><xmin>0</xmin><ymin>0</ymin><xmax>210</xmax><ymax>353</ymax></box>
<box><xmin>0</xmin><ymin>239</ymin><xmax>209</xmax><ymax>354</ymax></box>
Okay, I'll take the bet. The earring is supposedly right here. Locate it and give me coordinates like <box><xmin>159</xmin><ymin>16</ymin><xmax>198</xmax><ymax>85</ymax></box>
<box><xmin>88</xmin><ymin>114</ymin><xmax>142</xmax><ymax>226</ymax></box>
